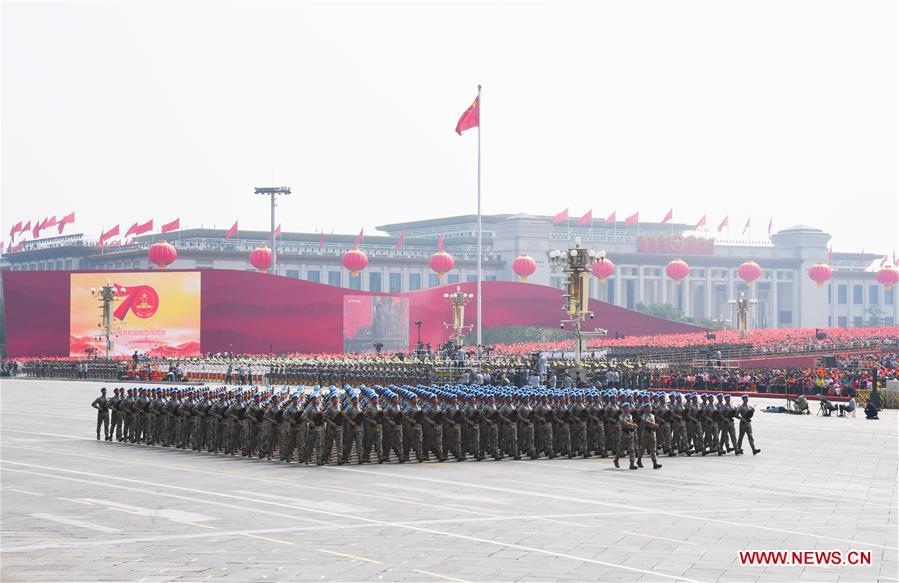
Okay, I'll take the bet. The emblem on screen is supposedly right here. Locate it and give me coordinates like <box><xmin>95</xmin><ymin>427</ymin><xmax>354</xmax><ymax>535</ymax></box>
<box><xmin>113</xmin><ymin>284</ymin><xmax>160</xmax><ymax>320</ymax></box>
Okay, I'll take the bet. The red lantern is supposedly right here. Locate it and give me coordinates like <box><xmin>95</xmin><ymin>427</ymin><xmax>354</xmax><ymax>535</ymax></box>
<box><xmin>250</xmin><ymin>244</ymin><xmax>272</xmax><ymax>273</ymax></box>
<box><xmin>592</xmin><ymin>258</ymin><xmax>615</xmax><ymax>282</ymax></box>
<box><xmin>808</xmin><ymin>263</ymin><xmax>832</xmax><ymax>288</ymax></box>
<box><xmin>666</xmin><ymin>259</ymin><xmax>689</xmax><ymax>285</ymax></box>
<box><xmin>147</xmin><ymin>240</ymin><xmax>177</xmax><ymax>269</ymax></box>
<box><xmin>512</xmin><ymin>254</ymin><xmax>537</xmax><ymax>282</ymax></box>
<box><xmin>429</xmin><ymin>250</ymin><xmax>455</xmax><ymax>281</ymax></box>
<box><xmin>737</xmin><ymin>260</ymin><xmax>762</xmax><ymax>285</ymax></box>
<box><xmin>342</xmin><ymin>247</ymin><xmax>368</xmax><ymax>276</ymax></box>
<box><xmin>877</xmin><ymin>267</ymin><xmax>899</xmax><ymax>292</ymax></box>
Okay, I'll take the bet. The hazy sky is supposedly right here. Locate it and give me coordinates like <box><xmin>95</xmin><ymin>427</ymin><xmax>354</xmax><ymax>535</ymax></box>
<box><xmin>2</xmin><ymin>1</ymin><xmax>897</xmax><ymax>253</ymax></box>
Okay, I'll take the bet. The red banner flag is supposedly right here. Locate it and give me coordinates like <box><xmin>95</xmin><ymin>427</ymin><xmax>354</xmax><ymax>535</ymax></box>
<box><xmin>45</xmin><ymin>216</ymin><xmax>57</xmax><ymax>229</ymax></box>
<box><xmin>717</xmin><ymin>215</ymin><xmax>729</xmax><ymax>232</ymax></box>
<box><xmin>625</xmin><ymin>212</ymin><xmax>639</xmax><ymax>225</ymax></box>
<box><xmin>437</xmin><ymin>233</ymin><xmax>445</xmax><ymax>251</ymax></box>
<box><xmin>661</xmin><ymin>208</ymin><xmax>673</xmax><ymax>224</ymax></box>
<box><xmin>694</xmin><ymin>214</ymin><xmax>707</xmax><ymax>230</ymax></box>
<box><xmin>605</xmin><ymin>211</ymin><xmax>616</xmax><ymax>224</ymax></box>
<box><xmin>32</xmin><ymin>218</ymin><xmax>45</xmax><ymax>239</ymax></box>
<box><xmin>125</xmin><ymin>220</ymin><xmax>151</xmax><ymax>238</ymax></box>
<box><xmin>455</xmin><ymin>95</ymin><xmax>480</xmax><ymax>135</ymax></box>
<box><xmin>9</xmin><ymin>221</ymin><xmax>22</xmax><ymax>240</ymax></box>
<box><xmin>319</xmin><ymin>230</ymin><xmax>324</xmax><ymax>250</ymax></box>
<box><xmin>768</xmin><ymin>217</ymin><xmax>774</xmax><ymax>237</ymax></box>
<box><xmin>270</xmin><ymin>224</ymin><xmax>281</xmax><ymax>242</ymax></box>
<box><xmin>353</xmin><ymin>228</ymin><xmax>364</xmax><ymax>247</ymax></box>
<box><xmin>225</xmin><ymin>220</ymin><xmax>238</xmax><ymax>240</ymax></box>
<box><xmin>161</xmin><ymin>218</ymin><xmax>180</xmax><ymax>234</ymax></box>
<box><xmin>57</xmin><ymin>212</ymin><xmax>75</xmax><ymax>234</ymax></box>
<box><xmin>21</xmin><ymin>220</ymin><xmax>31</xmax><ymax>237</ymax></box>
<box><xmin>743</xmin><ymin>216</ymin><xmax>751</xmax><ymax>235</ymax></box>
<box><xmin>99</xmin><ymin>224</ymin><xmax>120</xmax><ymax>245</ymax></box>
<box><xmin>395</xmin><ymin>232</ymin><xmax>405</xmax><ymax>250</ymax></box>
<box><xmin>552</xmin><ymin>209</ymin><xmax>569</xmax><ymax>224</ymax></box>
<box><xmin>579</xmin><ymin>210</ymin><xmax>592</xmax><ymax>225</ymax></box>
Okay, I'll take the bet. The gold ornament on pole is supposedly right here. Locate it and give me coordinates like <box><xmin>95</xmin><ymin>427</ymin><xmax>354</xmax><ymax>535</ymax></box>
<box><xmin>443</xmin><ymin>286</ymin><xmax>475</xmax><ymax>348</ymax></box>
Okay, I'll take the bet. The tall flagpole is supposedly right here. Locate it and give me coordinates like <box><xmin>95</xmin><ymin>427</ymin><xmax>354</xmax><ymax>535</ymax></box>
<box><xmin>476</xmin><ymin>84</ymin><xmax>483</xmax><ymax>352</ymax></box>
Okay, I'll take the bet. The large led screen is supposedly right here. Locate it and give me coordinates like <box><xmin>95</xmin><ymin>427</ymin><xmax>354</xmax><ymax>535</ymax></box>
<box><xmin>343</xmin><ymin>295</ymin><xmax>409</xmax><ymax>353</ymax></box>
<box><xmin>70</xmin><ymin>272</ymin><xmax>201</xmax><ymax>357</ymax></box>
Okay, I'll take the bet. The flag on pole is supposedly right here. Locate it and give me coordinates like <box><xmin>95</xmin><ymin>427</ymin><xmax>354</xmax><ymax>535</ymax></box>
<box><xmin>32</xmin><ymin>218</ymin><xmax>45</xmax><ymax>239</ymax></box>
<box><xmin>319</xmin><ymin>230</ymin><xmax>324</xmax><ymax>251</ymax></box>
<box><xmin>9</xmin><ymin>221</ymin><xmax>22</xmax><ymax>240</ymax></box>
<box><xmin>552</xmin><ymin>209</ymin><xmax>569</xmax><ymax>224</ymax></box>
<box><xmin>353</xmin><ymin>228</ymin><xmax>364</xmax><ymax>247</ymax></box>
<box><xmin>57</xmin><ymin>212</ymin><xmax>75</xmax><ymax>234</ymax></box>
<box><xmin>270</xmin><ymin>224</ymin><xmax>281</xmax><ymax>242</ymax></box>
<box><xmin>605</xmin><ymin>211</ymin><xmax>616</xmax><ymax>224</ymax></box>
<box><xmin>99</xmin><ymin>225</ymin><xmax>120</xmax><ymax>246</ymax></box>
<box><xmin>661</xmin><ymin>208</ymin><xmax>673</xmax><ymax>224</ymax></box>
<box><xmin>742</xmin><ymin>216</ymin><xmax>751</xmax><ymax>235</ymax></box>
<box><xmin>45</xmin><ymin>216</ymin><xmax>57</xmax><ymax>229</ymax></box>
<box><xmin>455</xmin><ymin>96</ymin><xmax>480</xmax><ymax>135</ymax></box>
<box><xmin>717</xmin><ymin>215</ymin><xmax>729</xmax><ymax>233</ymax></box>
<box><xmin>125</xmin><ymin>219</ymin><xmax>153</xmax><ymax>238</ymax></box>
<box><xmin>579</xmin><ymin>210</ymin><xmax>592</xmax><ymax>225</ymax></box>
<box><xmin>694</xmin><ymin>214</ymin><xmax>707</xmax><ymax>230</ymax></box>
<box><xmin>20</xmin><ymin>220</ymin><xmax>31</xmax><ymax>239</ymax></box>
<box><xmin>625</xmin><ymin>212</ymin><xmax>639</xmax><ymax>225</ymax></box>
<box><xmin>437</xmin><ymin>233</ymin><xmax>445</xmax><ymax>251</ymax></box>
<box><xmin>225</xmin><ymin>220</ymin><xmax>238</xmax><ymax>240</ymax></box>
<box><xmin>395</xmin><ymin>232</ymin><xmax>405</xmax><ymax>250</ymax></box>
<box><xmin>880</xmin><ymin>254</ymin><xmax>888</xmax><ymax>267</ymax></box>
<box><xmin>768</xmin><ymin>217</ymin><xmax>774</xmax><ymax>237</ymax></box>
<box><xmin>161</xmin><ymin>217</ymin><xmax>180</xmax><ymax>234</ymax></box>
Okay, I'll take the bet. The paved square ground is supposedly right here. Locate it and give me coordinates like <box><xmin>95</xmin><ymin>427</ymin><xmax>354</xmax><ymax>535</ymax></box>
<box><xmin>1</xmin><ymin>379</ymin><xmax>897</xmax><ymax>582</ymax></box>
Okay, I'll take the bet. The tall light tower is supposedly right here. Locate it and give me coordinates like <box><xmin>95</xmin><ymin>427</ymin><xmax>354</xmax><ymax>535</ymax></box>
<box><xmin>549</xmin><ymin>237</ymin><xmax>607</xmax><ymax>369</ymax></box>
<box><xmin>91</xmin><ymin>281</ymin><xmax>121</xmax><ymax>359</ymax></box>
<box><xmin>728</xmin><ymin>292</ymin><xmax>757</xmax><ymax>333</ymax></box>
<box><xmin>254</xmin><ymin>186</ymin><xmax>291</xmax><ymax>275</ymax></box>
<box><xmin>443</xmin><ymin>286</ymin><xmax>474</xmax><ymax>348</ymax></box>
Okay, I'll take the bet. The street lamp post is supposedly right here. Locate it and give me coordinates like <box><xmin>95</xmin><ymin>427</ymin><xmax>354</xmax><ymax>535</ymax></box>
<box><xmin>727</xmin><ymin>292</ymin><xmax>757</xmax><ymax>333</ymax></box>
<box><xmin>549</xmin><ymin>237</ymin><xmax>607</xmax><ymax>369</ymax></box>
<box><xmin>90</xmin><ymin>281</ymin><xmax>121</xmax><ymax>360</ymax></box>
<box><xmin>443</xmin><ymin>286</ymin><xmax>474</xmax><ymax>348</ymax></box>
<box><xmin>254</xmin><ymin>186</ymin><xmax>291</xmax><ymax>275</ymax></box>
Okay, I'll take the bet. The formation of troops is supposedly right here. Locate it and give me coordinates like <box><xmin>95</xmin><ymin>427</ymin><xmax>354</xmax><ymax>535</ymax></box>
<box><xmin>91</xmin><ymin>383</ymin><xmax>761</xmax><ymax>469</ymax></box>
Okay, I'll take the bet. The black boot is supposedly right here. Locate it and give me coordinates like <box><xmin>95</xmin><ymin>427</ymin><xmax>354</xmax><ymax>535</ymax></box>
<box><xmin>752</xmin><ymin>448</ymin><xmax>761</xmax><ymax>455</ymax></box>
<box><xmin>653</xmin><ymin>462</ymin><xmax>662</xmax><ymax>469</ymax></box>
<box><xmin>613</xmin><ymin>458</ymin><xmax>620</xmax><ymax>468</ymax></box>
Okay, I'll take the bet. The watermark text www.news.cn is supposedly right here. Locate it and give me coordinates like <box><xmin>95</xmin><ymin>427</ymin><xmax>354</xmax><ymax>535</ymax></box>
<box><xmin>739</xmin><ymin>550</ymin><xmax>872</xmax><ymax>566</ymax></box>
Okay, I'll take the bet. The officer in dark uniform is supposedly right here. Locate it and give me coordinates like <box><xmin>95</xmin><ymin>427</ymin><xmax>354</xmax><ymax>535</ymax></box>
<box><xmin>92</xmin><ymin>388</ymin><xmax>110</xmax><ymax>441</ymax></box>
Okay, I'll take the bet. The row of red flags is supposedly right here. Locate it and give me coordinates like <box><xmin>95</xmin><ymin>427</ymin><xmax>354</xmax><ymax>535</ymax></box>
<box><xmin>550</xmin><ymin>208</ymin><xmax>777</xmax><ymax>236</ymax></box>
<box><xmin>8</xmin><ymin>212</ymin><xmax>76</xmax><ymax>242</ymax></box>
<box><xmin>98</xmin><ymin>218</ymin><xmax>181</xmax><ymax>247</ymax></box>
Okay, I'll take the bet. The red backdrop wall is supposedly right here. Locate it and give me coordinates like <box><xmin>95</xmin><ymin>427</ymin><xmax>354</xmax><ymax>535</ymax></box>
<box><xmin>2</xmin><ymin>269</ymin><xmax>701</xmax><ymax>357</ymax></box>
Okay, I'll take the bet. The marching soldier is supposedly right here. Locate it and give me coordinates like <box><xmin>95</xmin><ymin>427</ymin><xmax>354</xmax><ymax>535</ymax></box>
<box><xmin>497</xmin><ymin>394</ymin><xmax>520</xmax><ymax>460</ymax></box>
<box><xmin>92</xmin><ymin>387</ymin><xmax>110</xmax><ymax>441</ymax></box>
<box><xmin>363</xmin><ymin>394</ymin><xmax>384</xmax><ymax>463</ymax></box>
<box><xmin>403</xmin><ymin>394</ymin><xmax>425</xmax><ymax>462</ymax></box>
<box><xmin>262</xmin><ymin>394</ymin><xmax>283</xmax><ymax>460</ymax></box>
<box><xmin>718</xmin><ymin>394</ymin><xmax>738</xmax><ymax>454</ymax></box>
<box><xmin>422</xmin><ymin>394</ymin><xmax>446</xmax><ymax>462</ymax></box>
<box><xmin>736</xmin><ymin>395</ymin><xmax>761</xmax><ymax>455</ymax></box>
<box><xmin>305</xmin><ymin>393</ymin><xmax>326</xmax><ymax>465</ymax></box>
<box><xmin>383</xmin><ymin>393</ymin><xmax>406</xmax><ymax>463</ymax></box>
<box><xmin>637</xmin><ymin>403</ymin><xmax>663</xmax><ymax>469</ymax></box>
<box><xmin>322</xmin><ymin>392</ymin><xmax>345</xmax><ymax>465</ymax></box>
<box><xmin>343</xmin><ymin>393</ymin><xmax>365</xmax><ymax>464</ymax></box>
<box><xmin>614</xmin><ymin>401</ymin><xmax>638</xmax><ymax>470</ymax></box>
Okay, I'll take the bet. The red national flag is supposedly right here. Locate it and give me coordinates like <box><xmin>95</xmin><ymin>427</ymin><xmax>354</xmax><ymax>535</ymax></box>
<box><xmin>395</xmin><ymin>232</ymin><xmax>405</xmax><ymax>250</ymax></box>
<box><xmin>717</xmin><ymin>215</ymin><xmax>729</xmax><ymax>232</ymax></box>
<box><xmin>57</xmin><ymin>212</ymin><xmax>75</xmax><ymax>234</ymax></box>
<box><xmin>605</xmin><ymin>211</ymin><xmax>616</xmax><ymax>224</ymax></box>
<box><xmin>437</xmin><ymin>233</ymin><xmax>445</xmax><ymax>251</ymax></box>
<box><xmin>32</xmin><ymin>218</ymin><xmax>45</xmax><ymax>239</ymax></box>
<box><xmin>768</xmin><ymin>217</ymin><xmax>773</xmax><ymax>237</ymax></box>
<box><xmin>694</xmin><ymin>214</ymin><xmax>707</xmax><ymax>230</ymax></box>
<box><xmin>134</xmin><ymin>219</ymin><xmax>153</xmax><ymax>236</ymax></box>
<box><xmin>552</xmin><ymin>209</ymin><xmax>569</xmax><ymax>224</ymax></box>
<box><xmin>625</xmin><ymin>212</ymin><xmax>639</xmax><ymax>225</ymax></box>
<box><xmin>353</xmin><ymin>228</ymin><xmax>364</xmax><ymax>247</ymax></box>
<box><xmin>661</xmin><ymin>208</ymin><xmax>673</xmax><ymax>224</ymax></box>
<box><xmin>21</xmin><ymin>220</ymin><xmax>31</xmax><ymax>237</ymax></box>
<box><xmin>455</xmin><ymin>95</ymin><xmax>480</xmax><ymax>135</ymax></box>
<box><xmin>98</xmin><ymin>225</ymin><xmax>120</xmax><ymax>247</ymax></box>
<box><xmin>579</xmin><ymin>210</ymin><xmax>592</xmax><ymax>226</ymax></box>
<box><xmin>742</xmin><ymin>216</ymin><xmax>751</xmax><ymax>235</ymax></box>
<box><xmin>225</xmin><ymin>220</ymin><xmax>238</xmax><ymax>240</ymax></box>
<box><xmin>9</xmin><ymin>221</ymin><xmax>22</xmax><ymax>240</ymax></box>
<box><xmin>45</xmin><ymin>216</ymin><xmax>57</xmax><ymax>228</ymax></box>
<box><xmin>161</xmin><ymin>218</ymin><xmax>180</xmax><ymax>234</ymax></box>
<box><xmin>880</xmin><ymin>254</ymin><xmax>888</xmax><ymax>268</ymax></box>
<box><xmin>124</xmin><ymin>222</ymin><xmax>139</xmax><ymax>238</ymax></box>
<box><xmin>319</xmin><ymin>230</ymin><xmax>324</xmax><ymax>250</ymax></box>
<box><xmin>270</xmin><ymin>224</ymin><xmax>281</xmax><ymax>242</ymax></box>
